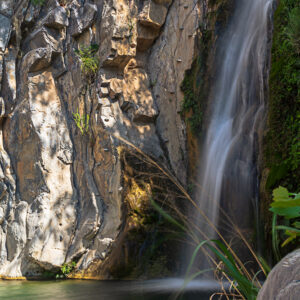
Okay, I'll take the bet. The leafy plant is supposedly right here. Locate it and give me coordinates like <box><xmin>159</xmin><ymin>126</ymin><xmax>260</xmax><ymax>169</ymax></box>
<box><xmin>285</xmin><ymin>6</ymin><xmax>300</xmax><ymax>53</ymax></box>
<box><xmin>73</xmin><ymin>109</ymin><xmax>90</xmax><ymax>135</ymax></box>
<box><xmin>75</xmin><ymin>44</ymin><xmax>99</xmax><ymax>78</ymax></box>
<box><xmin>270</xmin><ymin>186</ymin><xmax>300</xmax><ymax>255</ymax></box>
<box><xmin>53</xmin><ymin>261</ymin><xmax>77</xmax><ymax>279</ymax></box>
<box><xmin>61</xmin><ymin>261</ymin><xmax>76</xmax><ymax>276</ymax></box>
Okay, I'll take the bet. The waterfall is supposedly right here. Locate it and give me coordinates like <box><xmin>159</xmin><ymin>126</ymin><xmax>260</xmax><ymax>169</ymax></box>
<box><xmin>195</xmin><ymin>0</ymin><xmax>274</xmax><ymax>261</ymax></box>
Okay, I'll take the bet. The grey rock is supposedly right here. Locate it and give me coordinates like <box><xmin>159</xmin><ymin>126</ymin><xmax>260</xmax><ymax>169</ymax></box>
<box><xmin>25</xmin><ymin>27</ymin><xmax>60</xmax><ymax>54</ymax></box>
<box><xmin>0</xmin><ymin>0</ymin><xmax>14</xmax><ymax>18</ymax></box>
<box><xmin>24</xmin><ymin>48</ymin><xmax>52</xmax><ymax>73</ymax></box>
<box><xmin>0</xmin><ymin>14</ymin><xmax>11</xmax><ymax>52</ymax></box>
<box><xmin>6</xmin><ymin>202</ymin><xmax>28</xmax><ymax>261</ymax></box>
<box><xmin>70</xmin><ymin>3</ymin><xmax>97</xmax><ymax>37</ymax></box>
<box><xmin>2</xmin><ymin>49</ymin><xmax>17</xmax><ymax>114</ymax></box>
<box><xmin>44</xmin><ymin>7</ymin><xmax>69</xmax><ymax>29</ymax></box>
<box><xmin>257</xmin><ymin>250</ymin><xmax>300</xmax><ymax>300</ymax></box>
<box><xmin>0</xmin><ymin>55</ymin><xmax>3</xmax><ymax>86</ymax></box>
<box><xmin>148</xmin><ymin>0</ymin><xmax>199</xmax><ymax>184</ymax></box>
<box><xmin>0</xmin><ymin>207</ymin><xmax>4</xmax><ymax>224</ymax></box>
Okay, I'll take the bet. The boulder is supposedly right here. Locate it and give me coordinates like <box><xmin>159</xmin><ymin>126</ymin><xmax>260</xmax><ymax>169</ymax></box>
<box><xmin>257</xmin><ymin>250</ymin><xmax>300</xmax><ymax>300</ymax></box>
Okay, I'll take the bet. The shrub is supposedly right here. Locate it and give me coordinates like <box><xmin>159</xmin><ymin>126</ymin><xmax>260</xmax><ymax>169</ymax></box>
<box><xmin>75</xmin><ymin>44</ymin><xmax>99</xmax><ymax>79</ymax></box>
<box><xmin>61</xmin><ymin>261</ymin><xmax>76</xmax><ymax>277</ymax></box>
<box><xmin>73</xmin><ymin>109</ymin><xmax>90</xmax><ymax>135</ymax></box>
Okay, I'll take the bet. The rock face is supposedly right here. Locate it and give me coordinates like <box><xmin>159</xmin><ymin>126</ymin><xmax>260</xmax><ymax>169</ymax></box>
<box><xmin>257</xmin><ymin>250</ymin><xmax>300</xmax><ymax>300</ymax></box>
<box><xmin>0</xmin><ymin>0</ymin><xmax>202</xmax><ymax>278</ymax></box>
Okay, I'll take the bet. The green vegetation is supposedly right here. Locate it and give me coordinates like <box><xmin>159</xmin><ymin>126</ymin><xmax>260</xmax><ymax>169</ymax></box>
<box><xmin>181</xmin><ymin>28</ymin><xmax>212</xmax><ymax>135</ymax></box>
<box><xmin>285</xmin><ymin>6</ymin><xmax>300</xmax><ymax>53</ymax></box>
<box><xmin>180</xmin><ymin>59</ymin><xmax>204</xmax><ymax>135</ymax></box>
<box><xmin>187</xmin><ymin>240</ymin><xmax>260</xmax><ymax>300</ymax></box>
<box><xmin>75</xmin><ymin>44</ymin><xmax>99</xmax><ymax>79</ymax></box>
<box><xmin>152</xmin><ymin>199</ymin><xmax>266</xmax><ymax>300</ymax></box>
<box><xmin>270</xmin><ymin>186</ymin><xmax>300</xmax><ymax>261</ymax></box>
<box><xmin>73</xmin><ymin>109</ymin><xmax>90</xmax><ymax>135</ymax></box>
<box><xmin>42</xmin><ymin>262</ymin><xmax>76</xmax><ymax>279</ymax></box>
<box><xmin>31</xmin><ymin>0</ymin><xmax>45</xmax><ymax>6</ymax></box>
<box><xmin>60</xmin><ymin>261</ymin><xmax>76</xmax><ymax>278</ymax></box>
<box><xmin>264</xmin><ymin>0</ymin><xmax>300</xmax><ymax>192</ymax></box>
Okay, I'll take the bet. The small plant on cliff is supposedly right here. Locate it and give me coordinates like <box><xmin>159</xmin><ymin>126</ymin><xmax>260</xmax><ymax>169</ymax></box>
<box><xmin>53</xmin><ymin>261</ymin><xmax>77</xmax><ymax>279</ymax></box>
<box><xmin>75</xmin><ymin>44</ymin><xmax>99</xmax><ymax>79</ymax></box>
<box><xmin>61</xmin><ymin>261</ymin><xmax>76</xmax><ymax>277</ymax></box>
<box><xmin>73</xmin><ymin>109</ymin><xmax>90</xmax><ymax>135</ymax></box>
<box><xmin>270</xmin><ymin>186</ymin><xmax>300</xmax><ymax>261</ymax></box>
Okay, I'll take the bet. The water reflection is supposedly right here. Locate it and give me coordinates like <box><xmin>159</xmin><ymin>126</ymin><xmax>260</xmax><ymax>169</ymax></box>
<box><xmin>0</xmin><ymin>279</ymin><xmax>224</xmax><ymax>300</ymax></box>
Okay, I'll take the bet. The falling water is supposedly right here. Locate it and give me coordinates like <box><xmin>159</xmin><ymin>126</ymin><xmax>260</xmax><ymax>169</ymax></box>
<box><xmin>195</xmin><ymin>0</ymin><xmax>274</xmax><ymax>261</ymax></box>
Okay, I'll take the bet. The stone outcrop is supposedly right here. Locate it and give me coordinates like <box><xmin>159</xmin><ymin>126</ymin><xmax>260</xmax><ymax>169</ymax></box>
<box><xmin>0</xmin><ymin>0</ymin><xmax>201</xmax><ymax>278</ymax></box>
<box><xmin>257</xmin><ymin>250</ymin><xmax>300</xmax><ymax>300</ymax></box>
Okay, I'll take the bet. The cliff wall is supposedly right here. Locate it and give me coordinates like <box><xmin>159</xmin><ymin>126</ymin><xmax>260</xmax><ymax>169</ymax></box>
<box><xmin>0</xmin><ymin>0</ymin><xmax>202</xmax><ymax>278</ymax></box>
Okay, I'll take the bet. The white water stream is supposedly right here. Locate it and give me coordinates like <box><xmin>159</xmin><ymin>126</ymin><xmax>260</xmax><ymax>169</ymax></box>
<box><xmin>195</xmin><ymin>0</ymin><xmax>274</xmax><ymax>256</ymax></box>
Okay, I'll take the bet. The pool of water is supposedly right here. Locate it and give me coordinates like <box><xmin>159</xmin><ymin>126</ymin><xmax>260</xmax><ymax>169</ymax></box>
<box><xmin>0</xmin><ymin>278</ymin><xmax>225</xmax><ymax>299</ymax></box>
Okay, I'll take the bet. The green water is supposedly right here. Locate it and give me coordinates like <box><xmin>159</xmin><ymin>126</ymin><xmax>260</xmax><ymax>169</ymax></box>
<box><xmin>0</xmin><ymin>279</ymin><xmax>218</xmax><ymax>299</ymax></box>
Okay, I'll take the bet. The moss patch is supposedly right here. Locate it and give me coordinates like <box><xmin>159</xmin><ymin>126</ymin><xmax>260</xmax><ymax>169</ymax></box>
<box><xmin>264</xmin><ymin>0</ymin><xmax>300</xmax><ymax>193</ymax></box>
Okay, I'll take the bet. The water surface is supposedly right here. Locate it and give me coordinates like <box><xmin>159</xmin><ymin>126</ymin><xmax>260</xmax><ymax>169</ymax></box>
<box><xmin>0</xmin><ymin>279</ymin><xmax>225</xmax><ymax>299</ymax></box>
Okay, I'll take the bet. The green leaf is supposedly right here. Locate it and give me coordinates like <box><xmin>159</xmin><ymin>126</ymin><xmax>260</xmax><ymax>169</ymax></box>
<box><xmin>150</xmin><ymin>199</ymin><xmax>186</xmax><ymax>232</ymax></box>
<box><xmin>271</xmin><ymin>199</ymin><xmax>300</xmax><ymax>207</ymax></box>
<box><xmin>275</xmin><ymin>225</ymin><xmax>300</xmax><ymax>233</ymax></box>
<box><xmin>272</xmin><ymin>214</ymin><xmax>281</xmax><ymax>261</ymax></box>
<box><xmin>281</xmin><ymin>233</ymin><xmax>298</xmax><ymax>247</ymax></box>
<box><xmin>272</xmin><ymin>186</ymin><xmax>290</xmax><ymax>201</ymax></box>
<box><xmin>258</xmin><ymin>256</ymin><xmax>271</xmax><ymax>275</ymax></box>
<box><xmin>292</xmin><ymin>221</ymin><xmax>300</xmax><ymax>229</ymax></box>
<box><xmin>293</xmin><ymin>193</ymin><xmax>300</xmax><ymax>200</ymax></box>
<box><xmin>270</xmin><ymin>206</ymin><xmax>300</xmax><ymax>219</ymax></box>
